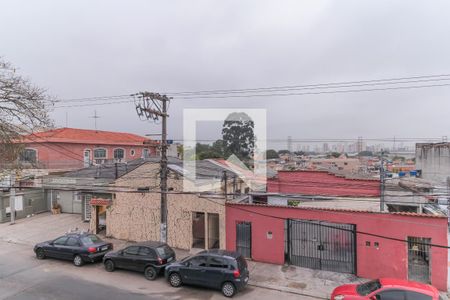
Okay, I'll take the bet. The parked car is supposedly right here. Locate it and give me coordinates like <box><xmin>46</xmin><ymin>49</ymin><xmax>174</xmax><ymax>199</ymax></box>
<box><xmin>331</xmin><ymin>278</ymin><xmax>442</xmax><ymax>300</ymax></box>
<box><xmin>34</xmin><ymin>232</ymin><xmax>113</xmax><ymax>266</ymax></box>
<box><xmin>165</xmin><ymin>249</ymin><xmax>249</xmax><ymax>298</ymax></box>
<box><xmin>103</xmin><ymin>241</ymin><xmax>176</xmax><ymax>280</ymax></box>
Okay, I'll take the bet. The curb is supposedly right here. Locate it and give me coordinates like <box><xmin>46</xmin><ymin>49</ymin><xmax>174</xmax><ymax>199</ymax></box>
<box><xmin>249</xmin><ymin>282</ymin><xmax>328</xmax><ymax>300</ymax></box>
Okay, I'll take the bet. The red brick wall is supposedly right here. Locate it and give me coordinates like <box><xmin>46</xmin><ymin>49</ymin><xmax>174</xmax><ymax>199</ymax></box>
<box><xmin>268</xmin><ymin>171</ymin><xmax>380</xmax><ymax>197</ymax></box>
<box><xmin>25</xmin><ymin>142</ymin><xmax>157</xmax><ymax>169</ymax></box>
<box><xmin>226</xmin><ymin>203</ymin><xmax>448</xmax><ymax>291</ymax></box>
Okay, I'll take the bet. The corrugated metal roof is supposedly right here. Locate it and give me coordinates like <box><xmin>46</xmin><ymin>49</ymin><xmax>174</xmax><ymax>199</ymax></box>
<box><xmin>226</xmin><ymin>202</ymin><xmax>447</xmax><ymax>219</ymax></box>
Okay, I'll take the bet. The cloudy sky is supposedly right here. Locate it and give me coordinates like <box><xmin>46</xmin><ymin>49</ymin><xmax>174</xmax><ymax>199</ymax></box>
<box><xmin>2</xmin><ymin>0</ymin><xmax>450</xmax><ymax>149</ymax></box>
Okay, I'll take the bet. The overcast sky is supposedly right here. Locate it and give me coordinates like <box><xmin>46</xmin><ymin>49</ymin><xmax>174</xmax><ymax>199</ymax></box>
<box><xmin>2</xmin><ymin>0</ymin><xmax>450</xmax><ymax>149</ymax></box>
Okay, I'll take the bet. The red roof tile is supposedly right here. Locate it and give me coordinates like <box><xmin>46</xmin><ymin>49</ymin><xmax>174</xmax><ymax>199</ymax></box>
<box><xmin>21</xmin><ymin>128</ymin><xmax>153</xmax><ymax>146</ymax></box>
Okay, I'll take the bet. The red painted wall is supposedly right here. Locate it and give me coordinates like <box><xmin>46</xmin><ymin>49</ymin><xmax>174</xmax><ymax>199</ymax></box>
<box><xmin>25</xmin><ymin>142</ymin><xmax>157</xmax><ymax>169</ymax></box>
<box><xmin>268</xmin><ymin>171</ymin><xmax>380</xmax><ymax>197</ymax></box>
<box><xmin>226</xmin><ymin>203</ymin><xmax>448</xmax><ymax>291</ymax></box>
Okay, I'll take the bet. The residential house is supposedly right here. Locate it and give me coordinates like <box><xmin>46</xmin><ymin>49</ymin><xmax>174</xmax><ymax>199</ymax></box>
<box><xmin>226</xmin><ymin>201</ymin><xmax>448</xmax><ymax>291</ymax></box>
<box><xmin>20</xmin><ymin>127</ymin><xmax>158</xmax><ymax>170</ymax></box>
<box><xmin>90</xmin><ymin>158</ymin><xmax>247</xmax><ymax>251</ymax></box>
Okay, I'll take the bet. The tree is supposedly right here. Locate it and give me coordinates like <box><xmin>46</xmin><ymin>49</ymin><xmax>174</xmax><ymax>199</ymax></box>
<box><xmin>222</xmin><ymin>112</ymin><xmax>255</xmax><ymax>164</ymax></box>
<box><xmin>278</xmin><ymin>149</ymin><xmax>290</xmax><ymax>155</ymax></box>
<box><xmin>266</xmin><ymin>149</ymin><xmax>279</xmax><ymax>159</ymax></box>
<box><xmin>0</xmin><ymin>58</ymin><xmax>53</xmax><ymax>165</ymax></box>
<box><xmin>358</xmin><ymin>151</ymin><xmax>373</xmax><ymax>157</ymax></box>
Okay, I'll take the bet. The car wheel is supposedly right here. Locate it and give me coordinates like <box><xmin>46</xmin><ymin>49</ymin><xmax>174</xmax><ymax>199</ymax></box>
<box><xmin>35</xmin><ymin>248</ymin><xmax>46</xmax><ymax>260</ymax></box>
<box><xmin>144</xmin><ymin>266</ymin><xmax>157</xmax><ymax>281</ymax></box>
<box><xmin>73</xmin><ymin>255</ymin><xmax>84</xmax><ymax>267</ymax></box>
<box><xmin>104</xmin><ymin>260</ymin><xmax>115</xmax><ymax>272</ymax></box>
<box><xmin>222</xmin><ymin>282</ymin><xmax>236</xmax><ymax>298</ymax></box>
<box><xmin>168</xmin><ymin>272</ymin><xmax>182</xmax><ymax>287</ymax></box>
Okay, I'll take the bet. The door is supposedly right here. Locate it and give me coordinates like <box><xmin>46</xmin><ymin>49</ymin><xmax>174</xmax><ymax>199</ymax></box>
<box><xmin>408</xmin><ymin>237</ymin><xmax>431</xmax><ymax>283</ymax></box>
<box><xmin>236</xmin><ymin>222</ymin><xmax>251</xmax><ymax>258</ymax></box>
<box><xmin>182</xmin><ymin>256</ymin><xmax>208</xmax><ymax>285</ymax></box>
<box><xmin>59</xmin><ymin>237</ymin><xmax>81</xmax><ymax>260</ymax></box>
<box><xmin>84</xmin><ymin>150</ymin><xmax>91</xmax><ymax>167</ymax></box>
<box><xmin>287</xmin><ymin>219</ymin><xmax>356</xmax><ymax>274</ymax></box>
<box><xmin>136</xmin><ymin>247</ymin><xmax>157</xmax><ymax>273</ymax></box>
<box><xmin>205</xmin><ymin>256</ymin><xmax>228</xmax><ymax>288</ymax></box>
<box><xmin>47</xmin><ymin>236</ymin><xmax>69</xmax><ymax>259</ymax></box>
<box><xmin>117</xmin><ymin>246</ymin><xmax>140</xmax><ymax>270</ymax></box>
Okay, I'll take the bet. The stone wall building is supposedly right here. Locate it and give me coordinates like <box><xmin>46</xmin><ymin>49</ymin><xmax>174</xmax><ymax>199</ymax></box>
<box><xmin>91</xmin><ymin>159</ymin><xmax>245</xmax><ymax>251</ymax></box>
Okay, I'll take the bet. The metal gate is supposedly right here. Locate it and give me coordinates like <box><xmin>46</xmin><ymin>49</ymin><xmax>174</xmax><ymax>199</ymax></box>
<box><xmin>286</xmin><ymin>219</ymin><xmax>356</xmax><ymax>274</ymax></box>
<box><xmin>408</xmin><ymin>237</ymin><xmax>430</xmax><ymax>283</ymax></box>
<box><xmin>236</xmin><ymin>222</ymin><xmax>251</xmax><ymax>258</ymax></box>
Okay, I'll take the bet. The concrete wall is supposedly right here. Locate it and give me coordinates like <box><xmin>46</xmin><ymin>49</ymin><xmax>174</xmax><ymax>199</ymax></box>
<box><xmin>102</xmin><ymin>162</ymin><xmax>226</xmax><ymax>250</ymax></box>
<box><xmin>0</xmin><ymin>188</ymin><xmax>47</xmax><ymax>223</ymax></box>
<box><xmin>416</xmin><ymin>143</ymin><xmax>450</xmax><ymax>185</ymax></box>
<box><xmin>226</xmin><ymin>203</ymin><xmax>448</xmax><ymax>291</ymax></box>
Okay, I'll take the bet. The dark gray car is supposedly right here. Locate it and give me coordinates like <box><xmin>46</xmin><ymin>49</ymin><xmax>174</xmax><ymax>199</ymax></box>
<box><xmin>103</xmin><ymin>241</ymin><xmax>175</xmax><ymax>280</ymax></box>
<box><xmin>164</xmin><ymin>249</ymin><xmax>249</xmax><ymax>297</ymax></box>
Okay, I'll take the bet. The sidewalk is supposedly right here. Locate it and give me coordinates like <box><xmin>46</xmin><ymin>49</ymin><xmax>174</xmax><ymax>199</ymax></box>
<box><xmin>0</xmin><ymin>213</ymin><xmax>448</xmax><ymax>300</ymax></box>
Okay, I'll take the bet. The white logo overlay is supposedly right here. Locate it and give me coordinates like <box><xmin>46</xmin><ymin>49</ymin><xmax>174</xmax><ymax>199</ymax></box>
<box><xmin>182</xmin><ymin>109</ymin><xmax>267</xmax><ymax>194</ymax></box>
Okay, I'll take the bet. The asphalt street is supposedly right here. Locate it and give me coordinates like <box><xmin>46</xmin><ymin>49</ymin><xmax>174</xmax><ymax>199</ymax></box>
<box><xmin>0</xmin><ymin>240</ymin><xmax>318</xmax><ymax>300</ymax></box>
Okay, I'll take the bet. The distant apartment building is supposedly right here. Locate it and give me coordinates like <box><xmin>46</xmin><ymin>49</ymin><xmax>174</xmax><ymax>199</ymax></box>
<box><xmin>19</xmin><ymin>127</ymin><xmax>158</xmax><ymax>170</ymax></box>
<box><xmin>416</xmin><ymin>142</ymin><xmax>450</xmax><ymax>185</ymax></box>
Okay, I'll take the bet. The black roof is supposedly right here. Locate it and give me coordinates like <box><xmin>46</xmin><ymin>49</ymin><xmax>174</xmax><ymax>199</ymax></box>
<box><xmin>198</xmin><ymin>249</ymin><xmax>242</xmax><ymax>259</ymax></box>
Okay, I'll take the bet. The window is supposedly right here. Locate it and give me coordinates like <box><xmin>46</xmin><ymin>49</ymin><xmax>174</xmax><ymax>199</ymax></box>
<box><xmin>66</xmin><ymin>237</ymin><xmax>80</xmax><ymax>247</ymax></box>
<box><xmin>405</xmin><ymin>291</ymin><xmax>432</xmax><ymax>300</ymax></box>
<box><xmin>156</xmin><ymin>245</ymin><xmax>174</xmax><ymax>257</ymax></box>
<box><xmin>19</xmin><ymin>148</ymin><xmax>37</xmax><ymax>163</ymax></box>
<box><xmin>124</xmin><ymin>246</ymin><xmax>140</xmax><ymax>256</ymax></box>
<box><xmin>130</xmin><ymin>149</ymin><xmax>136</xmax><ymax>156</ymax></box>
<box><xmin>208</xmin><ymin>257</ymin><xmax>228</xmax><ymax>269</ymax></box>
<box><xmin>356</xmin><ymin>280</ymin><xmax>381</xmax><ymax>296</ymax></box>
<box><xmin>376</xmin><ymin>290</ymin><xmax>406</xmax><ymax>300</ymax></box>
<box><xmin>139</xmin><ymin>247</ymin><xmax>156</xmax><ymax>258</ymax></box>
<box><xmin>187</xmin><ymin>256</ymin><xmax>207</xmax><ymax>267</ymax></box>
<box><xmin>94</xmin><ymin>148</ymin><xmax>107</xmax><ymax>159</ymax></box>
<box><xmin>142</xmin><ymin>148</ymin><xmax>149</xmax><ymax>158</ymax></box>
<box><xmin>53</xmin><ymin>236</ymin><xmax>68</xmax><ymax>246</ymax></box>
<box><xmin>80</xmin><ymin>235</ymin><xmax>102</xmax><ymax>245</ymax></box>
<box><xmin>113</xmin><ymin>148</ymin><xmax>124</xmax><ymax>160</ymax></box>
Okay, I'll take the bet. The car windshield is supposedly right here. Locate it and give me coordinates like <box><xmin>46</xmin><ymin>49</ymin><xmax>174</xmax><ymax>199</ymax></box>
<box><xmin>356</xmin><ymin>280</ymin><xmax>382</xmax><ymax>296</ymax></box>
<box><xmin>80</xmin><ymin>234</ymin><xmax>102</xmax><ymax>245</ymax></box>
<box><xmin>156</xmin><ymin>245</ymin><xmax>173</xmax><ymax>257</ymax></box>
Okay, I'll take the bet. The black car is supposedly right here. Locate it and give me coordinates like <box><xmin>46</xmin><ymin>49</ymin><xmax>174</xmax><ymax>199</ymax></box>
<box><xmin>165</xmin><ymin>249</ymin><xmax>249</xmax><ymax>298</ymax></box>
<box><xmin>34</xmin><ymin>233</ymin><xmax>113</xmax><ymax>266</ymax></box>
<box><xmin>103</xmin><ymin>241</ymin><xmax>176</xmax><ymax>280</ymax></box>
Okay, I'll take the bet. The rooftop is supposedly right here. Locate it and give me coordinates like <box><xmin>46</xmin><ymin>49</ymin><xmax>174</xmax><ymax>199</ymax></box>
<box><xmin>21</xmin><ymin>127</ymin><xmax>153</xmax><ymax>146</ymax></box>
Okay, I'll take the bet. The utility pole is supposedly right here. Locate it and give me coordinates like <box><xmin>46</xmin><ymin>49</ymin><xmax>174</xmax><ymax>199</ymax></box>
<box><xmin>222</xmin><ymin>170</ymin><xmax>228</xmax><ymax>201</ymax></box>
<box><xmin>9</xmin><ymin>171</ymin><xmax>15</xmax><ymax>225</ymax></box>
<box><xmin>135</xmin><ymin>92</ymin><xmax>170</xmax><ymax>243</ymax></box>
<box><xmin>380</xmin><ymin>150</ymin><xmax>385</xmax><ymax>211</ymax></box>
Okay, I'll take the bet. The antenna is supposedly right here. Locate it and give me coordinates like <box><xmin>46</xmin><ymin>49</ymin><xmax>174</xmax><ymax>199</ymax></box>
<box><xmin>89</xmin><ymin>110</ymin><xmax>101</xmax><ymax>130</ymax></box>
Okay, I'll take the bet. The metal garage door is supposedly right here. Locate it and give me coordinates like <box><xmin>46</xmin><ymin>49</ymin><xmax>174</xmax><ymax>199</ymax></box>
<box><xmin>286</xmin><ymin>219</ymin><xmax>356</xmax><ymax>274</ymax></box>
<box><xmin>236</xmin><ymin>222</ymin><xmax>251</xmax><ymax>258</ymax></box>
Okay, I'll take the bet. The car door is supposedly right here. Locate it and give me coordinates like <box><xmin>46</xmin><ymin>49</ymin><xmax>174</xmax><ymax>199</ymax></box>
<box><xmin>47</xmin><ymin>236</ymin><xmax>68</xmax><ymax>259</ymax></box>
<box><xmin>204</xmin><ymin>256</ymin><xmax>229</xmax><ymax>288</ymax></box>
<box><xmin>182</xmin><ymin>255</ymin><xmax>208</xmax><ymax>286</ymax></box>
<box><xmin>60</xmin><ymin>237</ymin><xmax>82</xmax><ymax>260</ymax></box>
<box><xmin>404</xmin><ymin>291</ymin><xmax>433</xmax><ymax>300</ymax></box>
<box><xmin>136</xmin><ymin>247</ymin><xmax>157</xmax><ymax>272</ymax></box>
<box><xmin>116</xmin><ymin>246</ymin><xmax>140</xmax><ymax>271</ymax></box>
